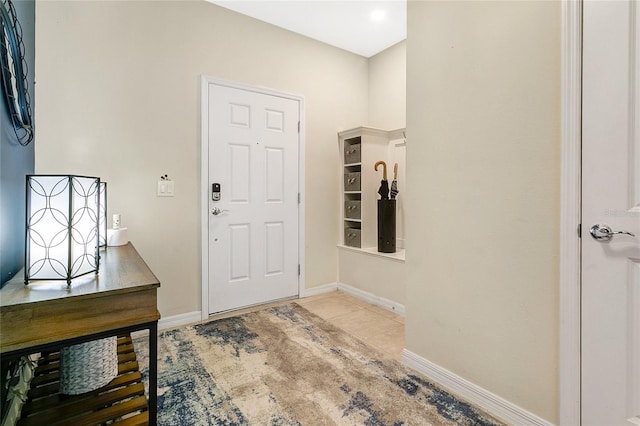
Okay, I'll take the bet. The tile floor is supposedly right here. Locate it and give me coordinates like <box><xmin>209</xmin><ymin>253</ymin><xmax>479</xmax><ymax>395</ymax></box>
<box><xmin>210</xmin><ymin>290</ymin><xmax>405</xmax><ymax>360</ymax></box>
<box><xmin>297</xmin><ymin>291</ymin><xmax>405</xmax><ymax>360</ymax></box>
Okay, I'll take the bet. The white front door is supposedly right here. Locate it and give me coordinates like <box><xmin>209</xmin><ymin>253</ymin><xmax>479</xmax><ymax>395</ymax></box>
<box><xmin>582</xmin><ymin>1</ymin><xmax>640</xmax><ymax>424</ymax></box>
<box><xmin>206</xmin><ymin>82</ymin><xmax>300</xmax><ymax>314</ymax></box>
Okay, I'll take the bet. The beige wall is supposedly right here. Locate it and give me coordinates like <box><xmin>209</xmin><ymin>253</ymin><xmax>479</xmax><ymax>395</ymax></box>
<box><xmin>405</xmin><ymin>1</ymin><xmax>560</xmax><ymax>423</ymax></box>
<box><xmin>33</xmin><ymin>0</ymin><xmax>562</xmax><ymax>420</ymax></box>
<box><xmin>369</xmin><ymin>40</ymin><xmax>407</xmax><ymax>243</ymax></box>
<box><xmin>35</xmin><ymin>1</ymin><xmax>368</xmax><ymax>317</ymax></box>
<box><xmin>368</xmin><ymin>40</ymin><xmax>406</xmax><ymax>130</ymax></box>
<box><xmin>337</xmin><ymin>43</ymin><xmax>407</xmax><ymax>305</ymax></box>
<box><xmin>338</xmin><ymin>249</ymin><xmax>406</xmax><ymax>305</ymax></box>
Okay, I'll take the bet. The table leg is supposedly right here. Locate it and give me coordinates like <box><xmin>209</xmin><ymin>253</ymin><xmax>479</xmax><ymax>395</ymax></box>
<box><xmin>149</xmin><ymin>321</ymin><xmax>158</xmax><ymax>426</ymax></box>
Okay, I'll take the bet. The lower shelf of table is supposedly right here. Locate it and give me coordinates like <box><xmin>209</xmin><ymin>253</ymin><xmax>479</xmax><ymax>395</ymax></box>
<box><xmin>18</xmin><ymin>334</ymin><xmax>149</xmax><ymax>426</ymax></box>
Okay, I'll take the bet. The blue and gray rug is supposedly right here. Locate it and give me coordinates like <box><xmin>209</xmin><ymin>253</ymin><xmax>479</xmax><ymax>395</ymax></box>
<box><xmin>135</xmin><ymin>303</ymin><xmax>503</xmax><ymax>425</ymax></box>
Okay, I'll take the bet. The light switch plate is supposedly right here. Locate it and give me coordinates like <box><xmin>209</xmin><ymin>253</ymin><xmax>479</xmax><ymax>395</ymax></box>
<box><xmin>157</xmin><ymin>180</ymin><xmax>174</xmax><ymax>197</ymax></box>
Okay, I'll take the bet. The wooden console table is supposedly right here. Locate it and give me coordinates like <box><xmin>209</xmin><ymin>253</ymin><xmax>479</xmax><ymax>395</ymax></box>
<box><xmin>0</xmin><ymin>243</ymin><xmax>160</xmax><ymax>425</ymax></box>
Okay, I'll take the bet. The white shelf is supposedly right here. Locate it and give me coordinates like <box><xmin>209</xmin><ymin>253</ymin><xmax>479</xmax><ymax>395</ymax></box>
<box><xmin>337</xmin><ymin>244</ymin><xmax>405</xmax><ymax>263</ymax></box>
<box><xmin>339</xmin><ymin>126</ymin><xmax>406</xmax><ymax>251</ymax></box>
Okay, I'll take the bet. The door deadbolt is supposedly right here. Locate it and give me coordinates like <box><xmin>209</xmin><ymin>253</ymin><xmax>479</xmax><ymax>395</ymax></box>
<box><xmin>212</xmin><ymin>183</ymin><xmax>221</xmax><ymax>201</ymax></box>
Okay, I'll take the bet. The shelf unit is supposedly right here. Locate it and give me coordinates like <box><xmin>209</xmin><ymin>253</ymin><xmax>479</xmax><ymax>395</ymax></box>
<box><xmin>18</xmin><ymin>335</ymin><xmax>149</xmax><ymax>426</ymax></box>
<box><xmin>339</xmin><ymin>127</ymin><xmax>404</xmax><ymax>250</ymax></box>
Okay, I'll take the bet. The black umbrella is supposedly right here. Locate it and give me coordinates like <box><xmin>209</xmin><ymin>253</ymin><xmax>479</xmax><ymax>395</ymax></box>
<box><xmin>374</xmin><ymin>161</ymin><xmax>389</xmax><ymax>199</ymax></box>
<box><xmin>390</xmin><ymin>163</ymin><xmax>399</xmax><ymax>199</ymax></box>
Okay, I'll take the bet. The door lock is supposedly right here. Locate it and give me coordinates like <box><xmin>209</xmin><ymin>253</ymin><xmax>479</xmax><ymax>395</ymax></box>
<box><xmin>589</xmin><ymin>223</ymin><xmax>636</xmax><ymax>241</ymax></box>
<box><xmin>212</xmin><ymin>183</ymin><xmax>221</xmax><ymax>201</ymax></box>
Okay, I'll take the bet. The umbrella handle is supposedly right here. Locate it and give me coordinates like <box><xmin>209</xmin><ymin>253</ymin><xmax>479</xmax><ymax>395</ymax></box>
<box><xmin>394</xmin><ymin>163</ymin><xmax>398</xmax><ymax>180</ymax></box>
<box><xmin>374</xmin><ymin>161</ymin><xmax>387</xmax><ymax>180</ymax></box>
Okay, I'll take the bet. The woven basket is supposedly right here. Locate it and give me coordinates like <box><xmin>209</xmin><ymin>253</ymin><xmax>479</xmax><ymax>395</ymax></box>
<box><xmin>59</xmin><ymin>337</ymin><xmax>118</xmax><ymax>395</ymax></box>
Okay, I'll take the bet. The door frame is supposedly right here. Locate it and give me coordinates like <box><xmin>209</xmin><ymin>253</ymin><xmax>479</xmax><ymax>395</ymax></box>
<box><xmin>560</xmin><ymin>1</ymin><xmax>582</xmax><ymax>424</ymax></box>
<box><xmin>199</xmin><ymin>76</ymin><xmax>306</xmax><ymax>320</ymax></box>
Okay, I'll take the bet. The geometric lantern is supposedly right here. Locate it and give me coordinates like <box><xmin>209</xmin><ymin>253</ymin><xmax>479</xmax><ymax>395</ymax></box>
<box><xmin>98</xmin><ymin>181</ymin><xmax>107</xmax><ymax>247</ymax></box>
<box><xmin>25</xmin><ymin>175</ymin><xmax>101</xmax><ymax>285</ymax></box>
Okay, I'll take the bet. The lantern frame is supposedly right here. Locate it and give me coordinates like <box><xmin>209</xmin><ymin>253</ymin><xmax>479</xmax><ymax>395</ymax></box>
<box><xmin>25</xmin><ymin>175</ymin><xmax>101</xmax><ymax>285</ymax></box>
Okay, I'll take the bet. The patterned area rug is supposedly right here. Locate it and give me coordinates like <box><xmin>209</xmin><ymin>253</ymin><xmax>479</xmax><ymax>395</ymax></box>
<box><xmin>135</xmin><ymin>303</ymin><xmax>504</xmax><ymax>425</ymax></box>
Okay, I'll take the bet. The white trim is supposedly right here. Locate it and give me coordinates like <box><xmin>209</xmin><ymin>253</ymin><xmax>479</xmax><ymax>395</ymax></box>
<box><xmin>200</xmin><ymin>76</ymin><xmax>306</xmax><ymax>320</ymax></box>
<box><xmin>337</xmin><ymin>282</ymin><xmax>405</xmax><ymax>316</ymax></box>
<box><xmin>559</xmin><ymin>1</ymin><xmax>582</xmax><ymax>425</ymax></box>
<box><xmin>338</xmin><ymin>126</ymin><xmax>391</xmax><ymax>139</ymax></box>
<box><xmin>299</xmin><ymin>282</ymin><xmax>338</xmax><ymax>298</ymax></box>
<box><xmin>159</xmin><ymin>311</ymin><xmax>203</xmax><ymax>331</ymax></box>
<box><xmin>388</xmin><ymin>127</ymin><xmax>406</xmax><ymax>141</ymax></box>
<box><xmin>337</xmin><ymin>244</ymin><xmax>405</xmax><ymax>263</ymax></box>
<box><xmin>132</xmin><ymin>311</ymin><xmax>204</xmax><ymax>338</ymax></box>
<box><xmin>402</xmin><ymin>349</ymin><xmax>554</xmax><ymax>426</ymax></box>
<box><xmin>299</xmin><ymin>281</ymin><xmax>406</xmax><ymax>316</ymax></box>
<box><xmin>200</xmin><ymin>76</ymin><xmax>209</xmax><ymax>321</ymax></box>
<box><xmin>298</xmin><ymin>96</ymin><xmax>307</xmax><ymax>305</ymax></box>
<box><xmin>200</xmin><ymin>75</ymin><xmax>209</xmax><ymax>321</ymax></box>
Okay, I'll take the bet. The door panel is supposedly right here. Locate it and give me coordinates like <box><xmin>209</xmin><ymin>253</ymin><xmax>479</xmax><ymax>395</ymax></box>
<box><xmin>265</xmin><ymin>222</ymin><xmax>284</xmax><ymax>276</ymax></box>
<box><xmin>229</xmin><ymin>144</ymin><xmax>250</xmax><ymax>202</ymax></box>
<box><xmin>265</xmin><ymin>148</ymin><xmax>284</xmax><ymax>202</ymax></box>
<box><xmin>582</xmin><ymin>1</ymin><xmax>640</xmax><ymax>424</ymax></box>
<box><xmin>229</xmin><ymin>224</ymin><xmax>250</xmax><ymax>282</ymax></box>
<box><xmin>208</xmin><ymin>83</ymin><xmax>299</xmax><ymax>313</ymax></box>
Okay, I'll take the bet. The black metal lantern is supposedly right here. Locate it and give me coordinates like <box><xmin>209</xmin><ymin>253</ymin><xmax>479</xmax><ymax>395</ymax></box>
<box><xmin>25</xmin><ymin>175</ymin><xmax>101</xmax><ymax>284</ymax></box>
<box><xmin>98</xmin><ymin>181</ymin><xmax>107</xmax><ymax>248</ymax></box>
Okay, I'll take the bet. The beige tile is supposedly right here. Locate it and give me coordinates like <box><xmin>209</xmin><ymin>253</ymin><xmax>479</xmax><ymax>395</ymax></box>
<box><xmin>333</xmin><ymin>291</ymin><xmax>373</xmax><ymax>308</ymax></box>
<box><xmin>296</xmin><ymin>290</ymin><xmax>339</xmax><ymax>306</ymax></box>
<box><xmin>363</xmin><ymin>305</ymin><xmax>405</xmax><ymax>324</ymax></box>
<box><xmin>330</xmin><ymin>308</ymin><xmax>402</xmax><ymax>341</ymax></box>
<box><xmin>206</xmin><ymin>290</ymin><xmax>407</xmax><ymax>361</ymax></box>
<box><xmin>369</xmin><ymin>326</ymin><xmax>406</xmax><ymax>360</ymax></box>
<box><xmin>300</xmin><ymin>294</ymin><xmax>365</xmax><ymax>320</ymax></box>
<box><xmin>318</xmin><ymin>296</ymin><xmax>405</xmax><ymax>359</ymax></box>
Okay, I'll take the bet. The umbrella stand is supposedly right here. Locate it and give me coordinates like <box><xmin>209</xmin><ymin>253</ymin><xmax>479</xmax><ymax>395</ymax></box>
<box><xmin>374</xmin><ymin>160</ymin><xmax>395</xmax><ymax>253</ymax></box>
<box><xmin>378</xmin><ymin>199</ymin><xmax>396</xmax><ymax>253</ymax></box>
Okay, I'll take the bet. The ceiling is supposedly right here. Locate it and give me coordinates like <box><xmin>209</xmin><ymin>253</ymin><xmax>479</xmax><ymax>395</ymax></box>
<box><xmin>207</xmin><ymin>1</ymin><xmax>407</xmax><ymax>58</ymax></box>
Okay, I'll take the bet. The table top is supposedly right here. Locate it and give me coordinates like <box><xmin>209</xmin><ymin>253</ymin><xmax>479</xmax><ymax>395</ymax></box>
<box><xmin>0</xmin><ymin>243</ymin><xmax>160</xmax><ymax>308</ymax></box>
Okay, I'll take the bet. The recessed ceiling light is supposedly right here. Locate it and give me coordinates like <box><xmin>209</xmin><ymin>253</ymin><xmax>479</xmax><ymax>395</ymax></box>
<box><xmin>370</xmin><ymin>9</ymin><xmax>386</xmax><ymax>22</ymax></box>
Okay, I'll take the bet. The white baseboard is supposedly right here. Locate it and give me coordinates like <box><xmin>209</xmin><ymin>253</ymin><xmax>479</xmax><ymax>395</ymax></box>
<box><xmin>402</xmin><ymin>349</ymin><xmax>554</xmax><ymax>426</ymax></box>
<box><xmin>148</xmin><ymin>283</ymin><xmax>401</xmax><ymax>336</ymax></box>
<box><xmin>160</xmin><ymin>311</ymin><xmax>202</xmax><ymax>330</ymax></box>
<box><xmin>299</xmin><ymin>282</ymin><xmax>338</xmax><ymax>298</ymax></box>
<box><xmin>153</xmin><ymin>284</ymin><xmax>341</xmax><ymax>337</ymax></box>
<box><xmin>337</xmin><ymin>282</ymin><xmax>405</xmax><ymax>316</ymax></box>
<box><xmin>132</xmin><ymin>311</ymin><xmax>202</xmax><ymax>338</ymax></box>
